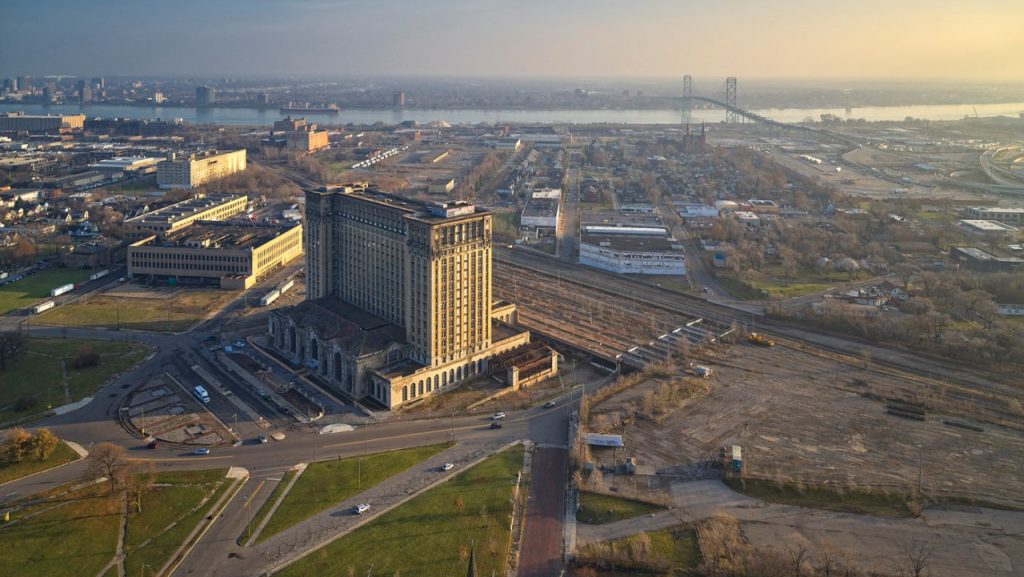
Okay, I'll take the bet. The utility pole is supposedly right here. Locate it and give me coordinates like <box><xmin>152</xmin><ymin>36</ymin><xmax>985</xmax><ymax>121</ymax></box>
<box><xmin>450</xmin><ymin>411</ymin><xmax>456</xmax><ymax>443</ymax></box>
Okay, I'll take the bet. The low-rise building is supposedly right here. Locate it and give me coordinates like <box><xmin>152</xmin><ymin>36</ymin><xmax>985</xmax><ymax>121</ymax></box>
<box><xmin>963</xmin><ymin>206</ymin><xmax>1024</xmax><ymax>225</ymax></box>
<box><xmin>520</xmin><ymin>188</ymin><xmax>561</xmax><ymax>236</ymax></box>
<box><xmin>127</xmin><ymin>221</ymin><xmax>303</xmax><ymax>289</ymax></box>
<box><xmin>0</xmin><ymin>112</ymin><xmax>84</xmax><ymax>133</ymax></box>
<box><xmin>579</xmin><ymin>234</ymin><xmax>686</xmax><ymax>276</ymax></box>
<box><xmin>124</xmin><ymin>194</ymin><xmax>247</xmax><ymax>238</ymax></box>
<box><xmin>958</xmin><ymin>219</ymin><xmax>1019</xmax><ymax>239</ymax></box>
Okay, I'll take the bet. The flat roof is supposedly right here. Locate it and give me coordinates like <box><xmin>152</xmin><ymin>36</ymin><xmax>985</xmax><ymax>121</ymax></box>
<box><xmin>523</xmin><ymin>198</ymin><xmax>559</xmax><ymax>218</ymax></box>
<box><xmin>582</xmin><ymin>234</ymin><xmax>678</xmax><ymax>253</ymax></box>
<box><xmin>968</xmin><ymin>206</ymin><xmax>1024</xmax><ymax>214</ymax></box>
<box><xmin>960</xmin><ymin>219</ymin><xmax>1018</xmax><ymax>231</ymax></box>
<box><xmin>317</xmin><ymin>185</ymin><xmax>489</xmax><ymax>224</ymax></box>
<box><xmin>582</xmin><ymin>225</ymin><xmax>667</xmax><ymax>236</ymax></box>
<box><xmin>581</xmin><ymin>211</ymin><xmax>664</xmax><ymax>227</ymax></box>
<box><xmin>126</xmin><ymin>194</ymin><xmax>244</xmax><ymax>225</ymax></box>
<box><xmin>147</xmin><ymin>221</ymin><xmax>299</xmax><ymax>251</ymax></box>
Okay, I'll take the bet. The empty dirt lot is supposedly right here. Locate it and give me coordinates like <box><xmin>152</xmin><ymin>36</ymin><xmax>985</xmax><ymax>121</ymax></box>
<box><xmin>590</xmin><ymin>341</ymin><xmax>1024</xmax><ymax>507</ymax></box>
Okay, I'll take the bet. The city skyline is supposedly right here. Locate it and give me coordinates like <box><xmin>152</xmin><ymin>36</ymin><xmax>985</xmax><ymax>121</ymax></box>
<box><xmin>2</xmin><ymin>0</ymin><xmax>1022</xmax><ymax>80</ymax></box>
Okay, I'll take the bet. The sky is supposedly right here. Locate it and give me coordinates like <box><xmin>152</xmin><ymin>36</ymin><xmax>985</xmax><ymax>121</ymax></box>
<box><xmin>2</xmin><ymin>0</ymin><xmax>1022</xmax><ymax>80</ymax></box>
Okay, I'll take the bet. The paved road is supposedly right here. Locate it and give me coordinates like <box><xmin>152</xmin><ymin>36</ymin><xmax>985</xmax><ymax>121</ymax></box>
<box><xmin>557</xmin><ymin>166</ymin><xmax>580</xmax><ymax>263</ymax></box>
<box><xmin>519</xmin><ymin>447</ymin><xmax>568</xmax><ymax>577</ymax></box>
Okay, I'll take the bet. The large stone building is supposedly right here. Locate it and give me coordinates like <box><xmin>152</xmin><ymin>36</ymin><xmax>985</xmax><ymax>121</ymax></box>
<box><xmin>156</xmin><ymin>149</ymin><xmax>247</xmax><ymax>189</ymax></box>
<box><xmin>269</xmin><ymin>184</ymin><xmax>553</xmax><ymax>409</ymax></box>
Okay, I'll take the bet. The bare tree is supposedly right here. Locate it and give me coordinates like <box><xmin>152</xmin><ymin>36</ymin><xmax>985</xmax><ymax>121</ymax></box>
<box><xmin>124</xmin><ymin>461</ymin><xmax>156</xmax><ymax>513</ymax></box>
<box><xmin>86</xmin><ymin>442</ymin><xmax>128</xmax><ymax>492</ymax></box>
<box><xmin>901</xmin><ymin>539</ymin><xmax>935</xmax><ymax>577</ymax></box>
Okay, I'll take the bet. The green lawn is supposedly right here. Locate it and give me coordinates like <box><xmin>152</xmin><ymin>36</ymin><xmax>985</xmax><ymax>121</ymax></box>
<box><xmin>241</xmin><ymin>468</ymin><xmax>296</xmax><ymax>544</ymax></box>
<box><xmin>124</xmin><ymin>469</ymin><xmax>231</xmax><ymax>577</ymax></box>
<box><xmin>0</xmin><ymin>440</ymin><xmax>79</xmax><ymax>485</ymax></box>
<box><xmin>0</xmin><ymin>268</ymin><xmax>94</xmax><ymax>315</ymax></box>
<box><xmin>257</xmin><ymin>443</ymin><xmax>449</xmax><ymax>542</ymax></box>
<box><xmin>1</xmin><ymin>482</ymin><xmax>122</xmax><ymax>577</ymax></box>
<box><xmin>36</xmin><ymin>290</ymin><xmax>235</xmax><ymax>332</ymax></box>
<box><xmin>724</xmin><ymin>477</ymin><xmax>911</xmax><ymax>517</ymax></box>
<box><xmin>0</xmin><ymin>338</ymin><xmax>150</xmax><ymax>423</ymax></box>
<box><xmin>276</xmin><ymin>445</ymin><xmax>524</xmax><ymax>577</ymax></box>
<box><xmin>577</xmin><ymin>491</ymin><xmax>666</xmax><ymax>524</ymax></box>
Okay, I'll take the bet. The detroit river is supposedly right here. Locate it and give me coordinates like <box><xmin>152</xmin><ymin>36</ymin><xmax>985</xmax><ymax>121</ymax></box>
<box><xmin>2</xmin><ymin>101</ymin><xmax>1023</xmax><ymax>126</ymax></box>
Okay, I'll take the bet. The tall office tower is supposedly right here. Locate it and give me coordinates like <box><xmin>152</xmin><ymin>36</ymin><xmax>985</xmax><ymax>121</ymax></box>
<box><xmin>91</xmin><ymin>77</ymin><xmax>104</xmax><ymax>90</ymax></box>
<box><xmin>392</xmin><ymin>90</ymin><xmax>406</xmax><ymax>108</ymax></box>
<box><xmin>277</xmin><ymin>183</ymin><xmax>547</xmax><ymax>409</ymax></box>
<box><xmin>305</xmin><ymin>185</ymin><xmax>493</xmax><ymax>365</ymax></box>
<box><xmin>2</xmin><ymin>78</ymin><xmax>15</xmax><ymax>93</ymax></box>
<box><xmin>16</xmin><ymin>76</ymin><xmax>30</xmax><ymax>92</ymax></box>
<box><xmin>77</xmin><ymin>80</ymin><xmax>92</xmax><ymax>103</ymax></box>
<box><xmin>195</xmin><ymin>85</ymin><xmax>216</xmax><ymax>106</ymax></box>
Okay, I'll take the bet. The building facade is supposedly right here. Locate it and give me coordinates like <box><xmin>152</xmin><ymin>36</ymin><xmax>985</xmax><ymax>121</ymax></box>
<box><xmin>0</xmin><ymin>112</ymin><xmax>85</xmax><ymax>133</ymax></box>
<box><xmin>270</xmin><ymin>184</ymin><xmax>549</xmax><ymax>409</ymax></box>
<box><xmin>156</xmin><ymin>149</ymin><xmax>247</xmax><ymax>189</ymax></box>
<box><xmin>127</xmin><ymin>221</ymin><xmax>302</xmax><ymax>289</ymax></box>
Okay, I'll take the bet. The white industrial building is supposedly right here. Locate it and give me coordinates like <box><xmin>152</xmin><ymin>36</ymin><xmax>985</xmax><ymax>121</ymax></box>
<box><xmin>579</xmin><ymin>234</ymin><xmax>685</xmax><ymax>276</ymax></box>
<box><xmin>520</xmin><ymin>188</ymin><xmax>561</xmax><ymax>236</ymax></box>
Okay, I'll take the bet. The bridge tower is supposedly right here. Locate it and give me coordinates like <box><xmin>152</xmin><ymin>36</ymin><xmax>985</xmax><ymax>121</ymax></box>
<box><xmin>725</xmin><ymin>77</ymin><xmax>738</xmax><ymax>123</ymax></box>
<box><xmin>681</xmin><ymin>75</ymin><xmax>693</xmax><ymax>124</ymax></box>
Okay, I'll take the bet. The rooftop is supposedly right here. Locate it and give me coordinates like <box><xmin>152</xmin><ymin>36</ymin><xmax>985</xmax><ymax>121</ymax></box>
<box><xmin>581</xmin><ymin>233</ymin><xmax>679</xmax><ymax>253</ymax></box>
<box><xmin>126</xmin><ymin>194</ymin><xmax>244</xmax><ymax>225</ymax></box>
<box><xmin>276</xmin><ymin>298</ymin><xmax>406</xmax><ymax>359</ymax></box>
<box><xmin>960</xmin><ymin>219</ymin><xmax>1019</xmax><ymax>232</ymax></box>
<box><xmin>149</xmin><ymin>221</ymin><xmax>300</xmax><ymax>251</ymax></box>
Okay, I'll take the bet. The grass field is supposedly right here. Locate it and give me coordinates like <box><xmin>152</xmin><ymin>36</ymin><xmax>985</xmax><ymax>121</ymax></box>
<box><xmin>0</xmin><ymin>440</ymin><xmax>79</xmax><ymax>485</ymax></box>
<box><xmin>36</xmin><ymin>289</ymin><xmax>235</xmax><ymax>332</ymax></box>
<box><xmin>257</xmin><ymin>444</ymin><xmax>448</xmax><ymax>542</ymax></box>
<box><xmin>0</xmin><ymin>338</ymin><xmax>150</xmax><ymax>423</ymax></box>
<box><xmin>578</xmin><ymin>526</ymin><xmax>702</xmax><ymax>576</ymax></box>
<box><xmin>576</xmin><ymin>491</ymin><xmax>666</xmax><ymax>525</ymax></box>
<box><xmin>124</xmin><ymin>469</ymin><xmax>231</xmax><ymax>577</ymax></box>
<box><xmin>2</xmin><ymin>482</ymin><xmax>121</xmax><ymax>577</ymax></box>
<box><xmin>724</xmin><ymin>477</ymin><xmax>911</xmax><ymax>517</ymax></box>
<box><xmin>276</xmin><ymin>445</ymin><xmax>524</xmax><ymax>577</ymax></box>
<box><xmin>2</xmin><ymin>469</ymin><xmax>230</xmax><ymax>577</ymax></box>
<box><xmin>0</xmin><ymin>267</ymin><xmax>94</xmax><ymax>315</ymax></box>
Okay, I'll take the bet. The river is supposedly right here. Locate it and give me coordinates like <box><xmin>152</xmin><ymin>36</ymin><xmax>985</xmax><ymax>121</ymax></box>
<box><xmin>1</xmin><ymin>101</ymin><xmax>1023</xmax><ymax>126</ymax></box>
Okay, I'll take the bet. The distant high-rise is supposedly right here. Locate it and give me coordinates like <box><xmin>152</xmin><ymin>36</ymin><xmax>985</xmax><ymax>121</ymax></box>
<box><xmin>16</xmin><ymin>76</ymin><xmax>30</xmax><ymax>92</ymax></box>
<box><xmin>91</xmin><ymin>77</ymin><xmax>104</xmax><ymax>90</ymax></box>
<box><xmin>195</xmin><ymin>85</ymin><xmax>216</xmax><ymax>107</ymax></box>
<box><xmin>77</xmin><ymin>80</ymin><xmax>93</xmax><ymax>103</ymax></box>
<box><xmin>392</xmin><ymin>90</ymin><xmax>406</xmax><ymax>108</ymax></box>
<box><xmin>2</xmin><ymin>78</ymin><xmax>15</xmax><ymax>93</ymax></box>
<box><xmin>256</xmin><ymin>92</ymin><xmax>270</xmax><ymax>106</ymax></box>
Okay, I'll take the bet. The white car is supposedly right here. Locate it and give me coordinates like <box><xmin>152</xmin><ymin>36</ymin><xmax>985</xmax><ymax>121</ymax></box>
<box><xmin>492</xmin><ymin>412</ymin><xmax>506</xmax><ymax>420</ymax></box>
<box><xmin>355</xmin><ymin>503</ymin><xmax>371</xmax><ymax>514</ymax></box>
<box><xmin>441</xmin><ymin>462</ymin><xmax>454</xmax><ymax>471</ymax></box>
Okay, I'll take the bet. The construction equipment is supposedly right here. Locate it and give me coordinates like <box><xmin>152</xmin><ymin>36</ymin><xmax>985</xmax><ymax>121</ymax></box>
<box><xmin>748</xmin><ymin>332</ymin><xmax>775</xmax><ymax>347</ymax></box>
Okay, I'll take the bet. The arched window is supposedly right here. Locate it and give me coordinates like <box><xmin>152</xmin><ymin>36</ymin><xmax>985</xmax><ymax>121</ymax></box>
<box><xmin>402</xmin><ymin>386</ymin><xmax>408</xmax><ymax>402</ymax></box>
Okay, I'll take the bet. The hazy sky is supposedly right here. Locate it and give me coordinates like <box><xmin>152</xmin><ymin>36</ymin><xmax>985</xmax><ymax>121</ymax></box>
<box><xmin>2</xmin><ymin>0</ymin><xmax>1022</xmax><ymax>80</ymax></box>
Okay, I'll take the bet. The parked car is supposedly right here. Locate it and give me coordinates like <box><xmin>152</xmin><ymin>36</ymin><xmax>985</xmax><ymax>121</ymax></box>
<box><xmin>192</xmin><ymin>447</ymin><xmax>210</xmax><ymax>456</ymax></box>
<box><xmin>257</xmin><ymin>434</ymin><xmax>268</xmax><ymax>444</ymax></box>
<box><xmin>354</xmin><ymin>503</ymin><xmax>371</xmax><ymax>514</ymax></box>
<box><xmin>146</xmin><ymin>439</ymin><xmax>159</xmax><ymax>449</ymax></box>
<box><xmin>492</xmin><ymin>412</ymin><xmax>506</xmax><ymax>420</ymax></box>
<box><xmin>441</xmin><ymin>462</ymin><xmax>454</xmax><ymax>471</ymax></box>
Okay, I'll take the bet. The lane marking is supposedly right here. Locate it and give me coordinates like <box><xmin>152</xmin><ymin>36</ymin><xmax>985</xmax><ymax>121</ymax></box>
<box><xmin>242</xmin><ymin>480</ymin><xmax>266</xmax><ymax>508</ymax></box>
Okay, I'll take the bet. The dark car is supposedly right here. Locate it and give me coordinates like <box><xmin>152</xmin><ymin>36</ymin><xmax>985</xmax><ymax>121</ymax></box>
<box><xmin>490</xmin><ymin>422</ymin><xmax>503</xmax><ymax>429</ymax></box>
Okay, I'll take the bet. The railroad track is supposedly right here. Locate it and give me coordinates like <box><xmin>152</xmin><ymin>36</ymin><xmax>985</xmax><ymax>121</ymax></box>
<box><xmin>494</xmin><ymin>249</ymin><xmax>1024</xmax><ymax>424</ymax></box>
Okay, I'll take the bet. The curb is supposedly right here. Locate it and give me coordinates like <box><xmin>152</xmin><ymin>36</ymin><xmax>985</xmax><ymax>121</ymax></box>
<box><xmin>160</xmin><ymin>470</ymin><xmax>249</xmax><ymax>577</ymax></box>
<box><xmin>0</xmin><ymin>439</ymin><xmax>89</xmax><ymax>489</ymax></box>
